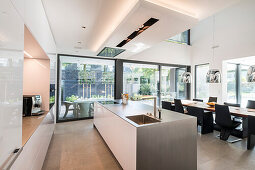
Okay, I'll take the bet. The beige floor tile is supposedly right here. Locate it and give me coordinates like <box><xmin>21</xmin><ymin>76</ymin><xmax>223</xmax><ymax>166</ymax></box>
<box><xmin>43</xmin><ymin>119</ymin><xmax>255</xmax><ymax>170</ymax></box>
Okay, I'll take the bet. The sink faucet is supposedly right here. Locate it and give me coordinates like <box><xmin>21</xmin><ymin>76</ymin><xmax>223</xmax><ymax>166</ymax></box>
<box><xmin>141</xmin><ymin>96</ymin><xmax>157</xmax><ymax>118</ymax></box>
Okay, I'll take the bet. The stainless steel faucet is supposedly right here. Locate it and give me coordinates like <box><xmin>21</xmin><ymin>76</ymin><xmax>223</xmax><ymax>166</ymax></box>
<box><xmin>142</xmin><ymin>96</ymin><xmax>157</xmax><ymax>118</ymax></box>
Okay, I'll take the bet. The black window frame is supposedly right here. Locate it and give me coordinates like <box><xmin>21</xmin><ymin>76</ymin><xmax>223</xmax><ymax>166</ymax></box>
<box><xmin>56</xmin><ymin>54</ymin><xmax>191</xmax><ymax>122</ymax></box>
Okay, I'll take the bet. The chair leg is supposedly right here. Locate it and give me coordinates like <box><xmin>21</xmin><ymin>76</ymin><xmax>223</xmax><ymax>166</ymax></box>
<box><xmin>63</xmin><ymin>104</ymin><xmax>70</xmax><ymax>118</ymax></box>
<box><xmin>220</xmin><ymin>129</ymin><xmax>231</xmax><ymax>141</ymax></box>
<box><xmin>217</xmin><ymin>129</ymin><xmax>242</xmax><ymax>143</ymax></box>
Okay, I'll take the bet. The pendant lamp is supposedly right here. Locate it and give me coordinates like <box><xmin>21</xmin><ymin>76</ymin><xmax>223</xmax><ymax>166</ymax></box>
<box><xmin>206</xmin><ymin>15</ymin><xmax>221</xmax><ymax>83</ymax></box>
<box><xmin>181</xmin><ymin>72</ymin><xmax>191</xmax><ymax>83</ymax></box>
<box><xmin>247</xmin><ymin>65</ymin><xmax>255</xmax><ymax>82</ymax></box>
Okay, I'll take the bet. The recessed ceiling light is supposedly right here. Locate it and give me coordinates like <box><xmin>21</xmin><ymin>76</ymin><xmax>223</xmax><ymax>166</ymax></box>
<box><xmin>116</xmin><ymin>18</ymin><xmax>159</xmax><ymax>47</ymax></box>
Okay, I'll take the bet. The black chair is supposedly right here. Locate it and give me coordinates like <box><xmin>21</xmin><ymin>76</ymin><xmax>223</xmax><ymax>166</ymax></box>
<box><xmin>174</xmin><ymin>99</ymin><xmax>184</xmax><ymax>113</ymax></box>
<box><xmin>161</xmin><ymin>101</ymin><xmax>175</xmax><ymax>111</ymax></box>
<box><xmin>193</xmin><ymin>99</ymin><xmax>203</xmax><ymax>102</ymax></box>
<box><xmin>187</xmin><ymin>106</ymin><xmax>213</xmax><ymax>134</ymax></box>
<box><xmin>247</xmin><ymin>100</ymin><xmax>255</xmax><ymax>109</ymax></box>
<box><xmin>208</xmin><ymin>97</ymin><xmax>217</xmax><ymax>103</ymax></box>
<box><xmin>224</xmin><ymin>102</ymin><xmax>240</xmax><ymax>107</ymax></box>
<box><xmin>247</xmin><ymin>116</ymin><xmax>255</xmax><ymax>150</ymax></box>
<box><xmin>215</xmin><ymin>104</ymin><xmax>241</xmax><ymax>141</ymax></box>
<box><xmin>224</xmin><ymin>102</ymin><xmax>242</xmax><ymax>123</ymax></box>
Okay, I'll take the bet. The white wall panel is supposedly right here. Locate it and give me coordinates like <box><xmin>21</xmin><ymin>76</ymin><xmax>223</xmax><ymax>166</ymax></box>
<box><xmin>0</xmin><ymin>0</ymin><xmax>24</xmax><ymax>166</ymax></box>
<box><xmin>94</xmin><ymin>103</ymin><xmax>137</xmax><ymax>170</ymax></box>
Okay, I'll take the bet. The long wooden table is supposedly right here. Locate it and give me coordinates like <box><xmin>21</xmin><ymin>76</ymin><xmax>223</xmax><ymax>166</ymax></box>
<box><xmin>165</xmin><ymin>100</ymin><xmax>255</xmax><ymax>149</ymax></box>
<box><xmin>175</xmin><ymin>100</ymin><xmax>255</xmax><ymax>118</ymax></box>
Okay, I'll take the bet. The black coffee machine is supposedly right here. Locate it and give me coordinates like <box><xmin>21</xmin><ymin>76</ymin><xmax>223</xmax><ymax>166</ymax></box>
<box><xmin>23</xmin><ymin>95</ymin><xmax>43</xmax><ymax>116</ymax></box>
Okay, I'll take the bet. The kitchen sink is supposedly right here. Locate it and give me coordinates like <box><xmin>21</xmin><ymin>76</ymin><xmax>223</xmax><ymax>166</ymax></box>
<box><xmin>126</xmin><ymin>114</ymin><xmax>160</xmax><ymax>125</ymax></box>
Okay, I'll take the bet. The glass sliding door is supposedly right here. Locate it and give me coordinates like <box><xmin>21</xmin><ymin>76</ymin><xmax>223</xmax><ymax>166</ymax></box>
<box><xmin>123</xmin><ymin>62</ymin><xmax>189</xmax><ymax>106</ymax></box>
<box><xmin>123</xmin><ymin>63</ymin><xmax>159</xmax><ymax>106</ymax></box>
<box><xmin>195</xmin><ymin>64</ymin><xmax>209</xmax><ymax>101</ymax></box>
<box><xmin>58</xmin><ymin>55</ymin><xmax>115</xmax><ymax>121</ymax></box>
<box><xmin>176</xmin><ymin>68</ymin><xmax>186</xmax><ymax>99</ymax></box>
<box><xmin>240</xmin><ymin>65</ymin><xmax>255</xmax><ymax>107</ymax></box>
<box><xmin>161</xmin><ymin>66</ymin><xmax>177</xmax><ymax>101</ymax></box>
<box><xmin>226</xmin><ymin>63</ymin><xmax>237</xmax><ymax>103</ymax></box>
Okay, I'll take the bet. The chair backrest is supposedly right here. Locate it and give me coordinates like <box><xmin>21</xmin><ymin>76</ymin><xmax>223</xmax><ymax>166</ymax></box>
<box><xmin>215</xmin><ymin>104</ymin><xmax>232</xmax><ymax>128</ymax></box>
<box><xmin>193</xmin><ymin>99</ymin><xmax>203</xmax><ymax>102</ymax></box>
<box><xmin>208</xmin><ymin>97</ymin><xmax>217</xmax><ymax>103</ymax></box>
<box><xmin>247</xmin><ymin>100</ymin><xmax>255</xmax><ymax>109</ymax></box>
<box><xmin>174</xmin><ymin>99</ymin><xmax>184</xmax><ymax>113</ymax></box>
<box><xmin>187</xmin><ymin>106</ymin><xmax>204</xmax><ymax>123</ymax></box>
<box><xmin>224</xmin><ymin>102</ymin><xmax>240</xmax><ymax>107</ymax></box>
<box><xmin>162</xmin><ymin>101</ymin><xmax>172</xmax><ymax>110</ymax></box>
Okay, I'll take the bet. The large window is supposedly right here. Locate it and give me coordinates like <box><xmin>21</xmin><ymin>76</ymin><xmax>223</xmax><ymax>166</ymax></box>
<box><xmin>225</xmin><ymin>63</ymin><xmax>255</xmax><ymax>107</ymax></box>
<box><xmin>176</xmin><ymin>68</ymin><xmax>186</xmax><ymax>99</ymax></box>
<box><xmin>161</xmin><ymin>66</ymin><xmax>177</xmax><ymax>101</ymax></box>
<box><xmin>195</xmin><ymin>64</ymin><xmax>209</xmax><ymax>101</ymax></box>
<box><xmin>226</xmin><ymin>63</ymin><xmax>237</xmax><ymax>103</ymax></box>
<box><xmin>123</xmin><ymin>63</ymin><xmax>189</xmax><ymax>105</ymax></box>
<box><xmin>240</xmin><ymin>65</ymin><xmax>255</xmax><ymax>107</ymax></box>
<box><xmin>123</xmin><ymin>63</ymin><xmax>159</xmax><ymax>105</ymax></box>
<box><xmin>58</xmin><ymin>56</ymin><xmax>115</xmax><ymax>121</ymax></box>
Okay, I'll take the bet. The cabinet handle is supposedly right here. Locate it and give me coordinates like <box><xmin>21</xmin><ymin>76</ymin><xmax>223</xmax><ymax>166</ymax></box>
<box><xmin>0</xmin><ymin>147</ymin><xmax>23</xmax><ymax>170</ymax></box>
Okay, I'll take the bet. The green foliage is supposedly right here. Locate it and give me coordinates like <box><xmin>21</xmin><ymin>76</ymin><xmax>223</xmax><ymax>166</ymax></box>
<box><xmin>66</xmin><ymin>95</ymin><xmax>79</xmax><ymax>102</ymax></box>
<box><xmin>50</xmin><ymin>96</ymin><xmax>55</xmax><ymax>103</ymax></box>
<box><xmin>139</xmin><ymin>84</ymin><xmax>151</xmax><ymax>95</ymax></box>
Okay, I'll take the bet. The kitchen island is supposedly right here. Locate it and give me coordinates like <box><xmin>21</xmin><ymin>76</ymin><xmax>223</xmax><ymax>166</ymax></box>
<box><xmin>94</xmin><ymin>101</ymin><xmax>197</xmax><ymax>170</ymax></box>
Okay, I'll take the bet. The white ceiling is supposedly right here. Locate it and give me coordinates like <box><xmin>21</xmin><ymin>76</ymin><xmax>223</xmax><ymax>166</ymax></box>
<box><xmin>42</xmin><ymin>0</ymin><xmax>241</xmax><ymax>59</ymax></box>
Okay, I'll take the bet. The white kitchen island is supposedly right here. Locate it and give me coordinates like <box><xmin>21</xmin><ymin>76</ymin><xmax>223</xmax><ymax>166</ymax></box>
<box><xmin>94</xmin><ymin>101</ymin><xmax>197</xmax><ymax>170</ymax></box>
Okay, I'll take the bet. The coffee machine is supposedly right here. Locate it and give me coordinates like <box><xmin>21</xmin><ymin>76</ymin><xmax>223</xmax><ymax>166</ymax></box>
<box><xmin>23</xmin><ymin>95</ymin><xmax>43</xmax><ymax>116</ymax></box>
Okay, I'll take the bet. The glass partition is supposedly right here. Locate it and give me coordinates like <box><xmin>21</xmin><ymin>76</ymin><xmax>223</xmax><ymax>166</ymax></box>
<box><xmin>58</xmin><ymin>56</ymin><xmax>115</xmax><ymax>121</ymax></box>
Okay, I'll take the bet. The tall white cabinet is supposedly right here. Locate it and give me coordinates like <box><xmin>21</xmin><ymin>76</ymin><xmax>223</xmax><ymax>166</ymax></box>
<box><xmin>0</xmin><ymin>0</ymin><xmax>24</xmax><ymax>166</ymax></box>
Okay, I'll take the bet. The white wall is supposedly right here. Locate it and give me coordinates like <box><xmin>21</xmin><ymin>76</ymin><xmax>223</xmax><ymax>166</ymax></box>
<box><xmin>127</xmin><ymin>41</ymin><xmax>191</xmax><ymax>65</ymax></box>
<box><xmin>190</xmin><ymin>0</ymin><xmax>255</xmax><ymax>103</ymax></box>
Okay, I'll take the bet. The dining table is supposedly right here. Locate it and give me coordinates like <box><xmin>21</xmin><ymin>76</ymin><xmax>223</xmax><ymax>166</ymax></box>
<box><xmin>164</xmin><ymin>99</ymin><xmax>255</xmax><ymax>150</ymax></box>
<box><xmin>176</xmin><ymin>100</ymin><xmax>255</xmax><ymax>118</ymax></box>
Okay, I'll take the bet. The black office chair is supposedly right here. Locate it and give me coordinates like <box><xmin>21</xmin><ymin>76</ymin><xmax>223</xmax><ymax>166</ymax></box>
<box><xmin>224</xmin><ymin>102</ymin><xmax>240</xmax><ymax>107</ymax></box>
<box><xmin>247</xmin><ymin>100</ymin><xmax>255</xmax><ymax>109</ymax></box>
<box><xmin>224</xmin><ymin>102</ymin><xmax>242</xmax><ymax>124</ymax></box>
<box><xmin>215</xmin><ymin>104</ymin><xmax>241</xmax><ymax>141</ymax></box>
<box><xmin>162</xmin><ymin>101</ymin><xmax>175</xmax><ymax>111</ymax></box>
<box><xmin>187</xmin><ymin>106</ymin><xmax>213</xmax><ymax>134</ymax></box>
<box><xmin>208</xmin><ymin>97</ymin><xmax>217</xmax><ymax>103</ymax></box>
<box><xmin>174</xmin><ymin>99</ymin><xmax>184</xmax><ymax>114</ymax></box>
<box><xmin>247</xmin><ymin>116</ymin><xmax>255</xmax><ymax>150</ymax></box>
<box><xmin>193</xmin><ymin>99</ymin><xmax>203</xmax><ymax>102</ymax></box>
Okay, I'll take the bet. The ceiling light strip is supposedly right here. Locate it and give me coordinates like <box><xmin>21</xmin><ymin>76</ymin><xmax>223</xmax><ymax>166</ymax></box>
<box><xmin>117</xmin><ymin>17</ymin><xmax>159</xmax><ymax>47</ymax></box>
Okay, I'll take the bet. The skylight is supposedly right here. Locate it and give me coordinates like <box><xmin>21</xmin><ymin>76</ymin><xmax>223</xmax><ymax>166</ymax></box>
<box><xmin>97</xmin><ymin>47</ymin><xmax>125</xmax><ymax>57</ymax></box>
<box><xmin>167</xmin><ymin>30</ymin><xmax>190</xmax><ymax>45</ymax></box>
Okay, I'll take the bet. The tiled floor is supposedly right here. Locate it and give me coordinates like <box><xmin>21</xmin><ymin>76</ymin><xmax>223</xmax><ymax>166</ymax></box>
<box><xmin>43</xmin><ymin>119</ymin><xmax>255</xmax><ymax>170</ymax></box>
